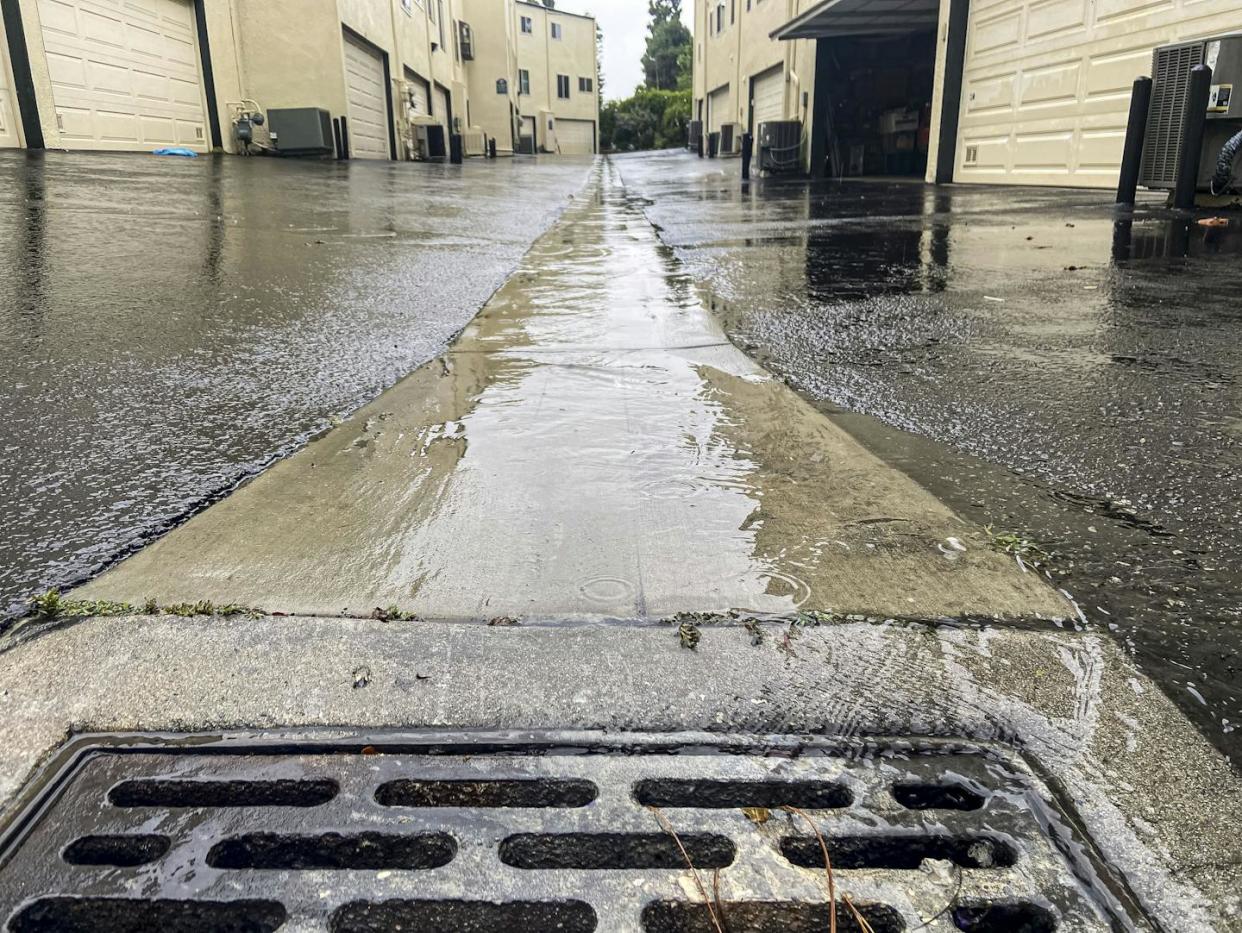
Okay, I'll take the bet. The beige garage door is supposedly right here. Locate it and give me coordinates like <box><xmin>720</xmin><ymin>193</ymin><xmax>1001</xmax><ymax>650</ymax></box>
<box><xmin>38</xmin><ymin>0</ymin><xmax>207</xmax><ymax>151</ymax></box>
<box><xmin>1</xmin><ymin>15</ymin><xmax>21</xmax><ymax>148</ymax></box>
<box><xmin>343</xmin><ymin>32</ymin><xmax>389</xmax><ymax>160</ymax></box>
<box><xmin>958</xmin><ymin>0</ymin><xmax>1242</xmax><ymax>187</ymax></box>
<box><xmin>557</xmin><ymin>118</ymin><xmax>594</xmax><ymax>154</ymax></box>
<box><xmin>404</xmin><ymin>70</ymin><xmax>430</xmax><ymax>118</ymax></box>
<box><xmin>751</xmin><ymin>64</ymin><xmax>784</xmax><ymax>131</ymax></box>
<box><xmin>707</xmin><ymin>83</ymin><xmax>732</xmax><ymax>134</ymax></box>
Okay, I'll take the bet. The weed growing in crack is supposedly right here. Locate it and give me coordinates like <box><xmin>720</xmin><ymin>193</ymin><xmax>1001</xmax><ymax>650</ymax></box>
<box><xmin>25</xmin><ymin>591</ymin><xmax>265</xmax><ymax>622</ymax></box>
<box><xmin>985</xmin><ymin>526</ymin><xmax>1053</xmax><ymax>568</ymax></box>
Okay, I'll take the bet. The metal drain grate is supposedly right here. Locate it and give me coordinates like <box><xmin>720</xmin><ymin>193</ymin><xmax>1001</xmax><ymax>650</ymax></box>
<box><xmin>0</xmin><ymin>732</ymin><xmax>1147</xmax><ymax>932</ymax></box>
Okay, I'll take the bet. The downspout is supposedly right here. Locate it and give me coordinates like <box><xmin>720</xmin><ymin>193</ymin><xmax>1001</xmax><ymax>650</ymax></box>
<box><xmin>228</xmin><ymin>0</ymin><xmax>246</xmax><ymax>98</ymax></box>
<box><xmin>734</xmin><ymin>0</ymin><xmax>742</xmax><ymax>127</ymax></box>
<box><xmin>389</xmin><ymin>0</ymin><xmax>404</xmax><ymax>158</ymax></box>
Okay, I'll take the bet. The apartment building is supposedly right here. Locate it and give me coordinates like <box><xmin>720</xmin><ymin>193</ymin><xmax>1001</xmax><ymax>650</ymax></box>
<box><xmin>510</xmin><ymin>0</ymin><xmax>599</xmax><ymax>154</ymax></box>
<box><xmin>694</xmin><ymin>0</ymin><xmax>1242</xmax><ymax>188</ymax></box>
<box><xmin>0</xmin><ymin>0</ymin><xmax>597</xmax><ymax>158</ymax></box>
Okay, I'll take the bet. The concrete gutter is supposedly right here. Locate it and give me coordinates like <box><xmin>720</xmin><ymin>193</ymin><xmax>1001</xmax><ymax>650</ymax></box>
<box><xmin>71</xmin><ymin>162</ymin><xmax>1069</xmax><ymax>622</ymax></box>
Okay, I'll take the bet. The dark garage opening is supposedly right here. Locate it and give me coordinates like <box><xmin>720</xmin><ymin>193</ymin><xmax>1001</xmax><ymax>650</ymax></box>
<box><xmin>816</xmin><ymin>31</ymin><xmax>937</xmax><ymax>178</ymax></box>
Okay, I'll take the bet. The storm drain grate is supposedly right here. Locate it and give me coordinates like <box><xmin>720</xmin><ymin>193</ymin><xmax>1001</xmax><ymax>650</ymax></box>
<box><xmin>0</xmin><ymin>732</ymin><xmax>1147</xmax><ymax>932</ymax></box>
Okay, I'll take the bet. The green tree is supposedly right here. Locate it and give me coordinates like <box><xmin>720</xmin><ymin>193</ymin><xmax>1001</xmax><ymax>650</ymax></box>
<box><xmin>595</xmin><ymin>22</ymin><xmax>605</xmax><ymax>97</ymax></box>
<box><xmin>641</xmin><ymin>0</ymin><xmax>692</xmax><ymax>91</ymax></box>
<box><xmin>600</xmin><ymin>88</ymin><xmax>691</xmax><ymax>153</ymax></box>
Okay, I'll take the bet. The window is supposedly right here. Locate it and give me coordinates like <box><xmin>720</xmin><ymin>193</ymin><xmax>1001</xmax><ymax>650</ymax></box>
<box><xmin>578</xmin><ymin>76</ymin><xmax>593</xmax><ymax>93</ymax></box>
<box><xmin>401</xmin><ymin>0</ymin><xmax>413</xmax><ymax>14</ymax></box>
<box><xmin>520</xmin><ymin>15</ymin><xmax>532</xmax><ymax>33</ymax></box>
<box><xmin>496</xmin><ymin>78</ymin><xmax>509</xmax><ymax>95</ymax></box>
<box><xmin>429</xmin><ymin>0</ymin><xmax>444</xmax><ymax>49</ymax></box>
<box><xmin>557</xmin><ymin>74</ymin><xmax>570</xmax><ymax>99</ymax></box>
<box><xmin>519</xmin><ymin>69</ymin><xmax>530</xmax><ymax>96</ymax></box>
<box><xmin>551</xmin><ymin>22</ymin><xmax>562</xmax><ymax>40</ymax></box>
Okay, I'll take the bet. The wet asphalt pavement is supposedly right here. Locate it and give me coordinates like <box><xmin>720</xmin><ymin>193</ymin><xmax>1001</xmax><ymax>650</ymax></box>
<box><xmin>616</xmin><ymin>150</ymin><xmax>1242</xmax><ymax>763</ymax></box>
<box><xmin>0</xmin><ymin>151</ymin><xmax>590</xmax><ymax>616</ymax></box>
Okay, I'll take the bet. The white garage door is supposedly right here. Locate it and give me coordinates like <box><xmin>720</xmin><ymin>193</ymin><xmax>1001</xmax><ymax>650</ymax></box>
<box><xmin>343</xmin><ymin>32</ymin><xmax>389</xmax><ymax>160</ymax></box>
<box><xmin>707</xmin><ymin>83</ymin><xmax>732</xmax><ymax>134</ymax></box>
<box><xmin>958</xmin><ymin>0</ymin><xmax>1242</xmax><ymax>187</ymax></box>
<box><xmin>404</xmin><ymin>70</ymin><xmax>430</xmax><ymax>118</ymax></box>
<box><xmin>38</xmin><ymin>0</ymin><xmax>208</xmax><ymax>152</ymax></box>
<box><xmin>751</xmin><ymin>64</ymin><xmax>784</xmax><ymax>131</ymax></box>
<box><xmin>557</xmin><ymin>118</ymin><xmax>594</xmax><ymax>154</ymax></box>
<box><xmin>1</xmin><ymin>16</ymin><xmax>21</xmax><ymax>148</ymax></box>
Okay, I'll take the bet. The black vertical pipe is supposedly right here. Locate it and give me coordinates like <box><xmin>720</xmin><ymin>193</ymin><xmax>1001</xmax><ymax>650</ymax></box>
<box><xmin>449</xmin><ymin>133</ymin><xmax>463</xmax><ymax>164</ymax></box>
<box><xmin>810</xmin><ymin>38</ymin><xmax>833</xmax><ymax>178</ymax></box>
<box><xmin>192</xmin><ymin>0</ymin><xmax>223</xmax><ymax>149</ymax></box>
<box><xmin>934</xmin><ymin>0</ymin><xmax>971</xmax><ymax>184</ymax></box>
<box><xmin>1116</xmin><ymin>76</ymin><xmax>1152</xmax><ymax>205</ymax></box>
<box><xmin>1174</xmin><ymin>65</ymin><xmax>1212</xmax><ymax>210</ymax></box>
<box><xmin>1</xmin><ymin>0</ymin><xmax>45</xmax><ymax>148</ymax></box>
<box><xmin>340</xmin><ymin>116</ymin><xmax>351</xmax><ymax>160</ymax></box>
<box><xmin>741</xmin><ymin>132</ymin><xmax>752</xmax><ymax>180</ymax></box>
<box><xmin>332</xmin><ymin>118</ymin><xmax>344</xmax><ymax>160</ymax></box>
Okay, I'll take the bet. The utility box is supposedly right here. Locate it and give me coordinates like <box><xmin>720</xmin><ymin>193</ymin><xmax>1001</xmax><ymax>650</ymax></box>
<box><xmin>687</xmin><ymin>119</ymin><xmax>703</xmax><ymax>150</ymax></box>
<box><xmin>268</xmin><ymin>108</ymin><xmax>334</xmax><ymax>155</ymax></box>
<box><xmin>758</xmin><ymin>120</ymin><xmax>802</xmax><ymax>174</ymax></box>
<box><xmin>1141</xmin><ymin>34</ymin><xmax>1242</xmax><ymax>192</ymax></box>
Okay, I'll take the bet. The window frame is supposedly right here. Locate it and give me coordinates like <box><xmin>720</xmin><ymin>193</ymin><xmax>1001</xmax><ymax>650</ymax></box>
<box><xmin>519</xmin><ymin>69</ymin><xmax>531</xmax><ymax>96</ymax></box>
<box><xmin>520</xmin><ymin>14</ymin><xmax>532</xmax><ymax>34</ymax></box>
<box><xmin>557</xmin><ymin>74</ymin><xmax>571</xmax><ymax>99</ymax></box>
<box><xmin>551</xmin><ymin>22</ymin><xmax>562</xmax><ymax>40</ymax></box>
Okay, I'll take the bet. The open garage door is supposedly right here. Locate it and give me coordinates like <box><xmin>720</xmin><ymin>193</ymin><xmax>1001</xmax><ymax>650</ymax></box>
<box><xmin>343</xmin><ymin>31</ymin><xmax>390</xmax><ymax>160</ymax></box>
<box><xmin>433</xmin><ymin>83</ymin><xmax>451</xmax><ymax>135</ymax></box>
<box><xmin>956</xmin><ymin>0</ymin><xmax>1242</xmax><ymax>187</ymax></box>
<box><xmin>556</xmin><ymin>118</ymin><xmax>594</xmax><ymax>154</ymax></box>
<box><xmin>38</xmin><ymin>0</ymin><xmax>208</xmax><ymax>152</ymax></box>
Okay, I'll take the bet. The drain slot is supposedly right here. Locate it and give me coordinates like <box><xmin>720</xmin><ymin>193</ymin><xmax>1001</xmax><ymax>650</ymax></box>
<box><xmin>207</xmin><ymin>832</ymin><xmax>456</xmax><ymax>870</ymax></box>
<box><xmin>953</xmin><ymin>903</ymin><xmax>1056</xmax><ymax>932</ymax></box>
<box><xmin>109</xmin><ymin>778</ymin><xmax>338</xmax><ymax>808</ymax></box>
<box><xmin>633</xmin><ymin>779</ymin><xmax>852</xmax><ymax>809</ymax></box>
<box><xmin>376</xmin><ymin>778</ymin><xmax>596</xmax><ymax>808</ymax></box>
<box><xmin>782</xmin><ymin>834</ymin><xmax>1016</xmax><ymax>870</ymax></box>
<box><xmin>642</xmin><ymin>900</ymin><xmax>906</xmax><ymax>933</ymax></box>
<box><xmin>891</xmin><ymin>782</ymin><xmax>986</xmax><ymax>812</ymax></box>
<box><xmin>500</xmin><ymin>833</ymin><xmax>735</xmax><ymax>870</ymax></box>
<box><xmin>9</xmin><ymin>897</ymin><xmax>287</xmax><ymax>933</ymax></box>
<box><xmin>62</xmin><ymin>834</ymin><xmax>171</xmax><ymax>867</ymax></box>
<box><xmin>331</xmin><ymin>899</ymin><xmax>598</xmax><ymax>933</ymax></box>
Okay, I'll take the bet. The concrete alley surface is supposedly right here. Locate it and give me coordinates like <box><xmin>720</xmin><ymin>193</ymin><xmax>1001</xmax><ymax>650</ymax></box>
<box><xmin>74</xmin><ymin>162</ymin><xmax>1065</xmax><ymax>620</ymax></box>
<box><xmin>615</xmin><ymin>151</ymin><xmax>1242</xmax><ymax>763</ymax></box>
<box><xmin>2</xmin><ymin>160</ymin><xmax>1241</xmax><ymax>930</ymax></box>
<box><xmin>0</xmin><ymin>151</ymin><xmax>592</xmax><ymax>617</ymax></box>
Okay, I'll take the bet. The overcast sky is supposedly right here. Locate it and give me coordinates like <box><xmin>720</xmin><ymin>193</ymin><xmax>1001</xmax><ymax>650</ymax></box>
<box><xmin>553</xmin><ymin>1</ymin><xmax>696</xmax><ymax>101</ymax></box>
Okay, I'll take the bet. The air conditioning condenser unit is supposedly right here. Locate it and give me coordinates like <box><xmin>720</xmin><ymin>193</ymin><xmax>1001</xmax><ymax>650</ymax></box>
<box><xmin>1141</xmin><ymin>33</ymin><xmax>1242</xmax><ymax>193</ymax></box>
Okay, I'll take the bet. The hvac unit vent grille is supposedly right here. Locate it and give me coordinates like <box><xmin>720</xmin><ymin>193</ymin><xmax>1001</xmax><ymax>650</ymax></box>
<box><xmin>1141</xmin><ymin>43</ymin><xmax>1205</xmax><ymax>186</ymax></box>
